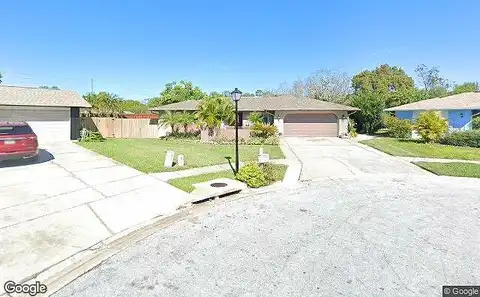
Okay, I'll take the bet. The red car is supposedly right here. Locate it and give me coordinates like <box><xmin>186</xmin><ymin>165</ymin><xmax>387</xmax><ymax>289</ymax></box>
<box><xmin>0</xmin><ymin>121</ymin><xmax>39</xmax><ymax>162</ymax></box>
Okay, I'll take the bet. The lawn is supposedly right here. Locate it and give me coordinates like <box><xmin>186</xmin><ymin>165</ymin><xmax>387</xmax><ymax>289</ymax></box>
<box><xmin>415</xmin><ymin>162</ymin><xmax>480</xmax><ymax>178</ymax></box>
<box><xmin>168</xmin><ymin>164</ymin><xmax>288</xmax><ymax>192</ymax></box>
<box><xmin>79</xmin><ymin>139</ymin><xmax>285</xmax><ymax>173</ymax></box>
<box><xmin>360</xmin><ymin>137</ymin><xmax>480</xmax><ymax>160</ymax></box>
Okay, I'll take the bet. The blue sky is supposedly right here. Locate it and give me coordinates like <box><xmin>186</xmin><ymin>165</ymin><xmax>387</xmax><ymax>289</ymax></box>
<box><xmin>1</xmin><ymin>0</ymin><xmax>479</xmax><ymax>100</ymax></box>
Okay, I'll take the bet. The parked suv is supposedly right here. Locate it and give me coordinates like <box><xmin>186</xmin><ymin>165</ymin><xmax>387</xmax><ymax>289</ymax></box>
<box><xmin>0</xmin><ymin>121</ymin><xmax>39</xmax><ymax>162</ymax></box>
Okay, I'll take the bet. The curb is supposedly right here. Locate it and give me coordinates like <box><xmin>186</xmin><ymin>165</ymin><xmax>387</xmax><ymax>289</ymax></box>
<box><xmin>17</xmin><ymin>183</ymin><xmax>308</xmax><ymax>297</ymax></box>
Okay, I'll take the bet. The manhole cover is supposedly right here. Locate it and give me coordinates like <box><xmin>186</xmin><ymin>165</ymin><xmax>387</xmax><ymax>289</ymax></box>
<box><xmin>210</xmin><ymin>182</ymin><xmax>228</xmax><ymax>188</ymax></box>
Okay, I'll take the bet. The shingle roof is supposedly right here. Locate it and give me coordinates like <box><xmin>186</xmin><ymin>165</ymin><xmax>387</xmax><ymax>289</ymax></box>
<box><xmin>385</xmin><ymin>92</ymin><xmax>480</xmax><ymax>111</ymax></box>
<box><xmin>150</xmin><ymin>96</ymin><xmax>359</xmax><ymax>112</ymax></box>
<box><xmin>0</xmin><ymin>85</ymin><xmax>91</xmax><ymax>108</ymax></box>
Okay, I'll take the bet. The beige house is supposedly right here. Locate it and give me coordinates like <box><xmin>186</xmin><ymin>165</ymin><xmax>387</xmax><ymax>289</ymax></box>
<box><xmin>150</xmin><ymin>96</ymin><xmax>358</xmax><ymax>137</ymax></box>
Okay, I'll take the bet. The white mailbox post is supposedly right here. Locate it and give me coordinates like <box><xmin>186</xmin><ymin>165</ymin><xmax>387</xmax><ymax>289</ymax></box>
<box><xmin>164</xmin><ymin>150</ymin><xmax>175</xmax><ymax>168</ymax></box>
<box><xmin>177</xmin><ymin>154</ymin><xmax>185</xmax><ymax>167</ymax></box>
<box><xmin>258</xmin><ymin>153</ymin><xmax>270</xmax><ymax>164</ymax></box>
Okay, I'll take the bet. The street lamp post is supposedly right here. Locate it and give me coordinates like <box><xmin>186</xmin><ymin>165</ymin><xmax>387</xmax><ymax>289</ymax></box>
<box><xmin>231</xmin><ymin>88</ymin><xmax>242</xmax><ymax>173</ymax></box>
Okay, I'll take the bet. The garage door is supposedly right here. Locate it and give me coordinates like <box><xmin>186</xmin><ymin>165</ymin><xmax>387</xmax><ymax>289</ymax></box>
<box><xmin>0</xmin><ymin>107</ymin><xmax>71</xmax><ymax>143</ymax></box>
<box><xmin>283</xmin><ymin>113</ymin><xmax>338</xmax><ymax>137</ymax></box>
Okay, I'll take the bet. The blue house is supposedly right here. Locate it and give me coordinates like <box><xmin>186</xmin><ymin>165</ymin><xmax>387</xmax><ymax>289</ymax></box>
<box><xmin>385</xmin><ymin>92</ymin><xmax>480</xmax><ymax>131</ymax></box>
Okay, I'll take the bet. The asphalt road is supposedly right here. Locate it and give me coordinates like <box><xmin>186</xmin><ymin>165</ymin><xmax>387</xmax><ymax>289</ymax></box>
<box><xmin>52</xmin><ymin>174</ymin><xmax>480</xmax><ymax>297</ymax></box>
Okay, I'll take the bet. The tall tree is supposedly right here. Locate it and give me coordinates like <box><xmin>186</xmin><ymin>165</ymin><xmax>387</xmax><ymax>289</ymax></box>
<box><xmin>414</xmin><ymin>64</ymin><xmax>451</xmax><ymax>98</ymax></box>
<box><xmin>350</xmin><ymin>91</ymin><xmax>385</xmax><ymax>134</ymax></box>
<box><xmin>119</xmin><ymin>99</ymin><xmax>148</xmax><ymax>113</ymax></box>
<box><xmin>147</xmin><ymin>81</ymin><xmax>206</xmax><ymax>107</ymax></box>
<box><xmin>255</xmin><ymin>89</ymin><xmax>263</xmax><ymax>97</ymax></box>
<box><xmin>352</xmin><ymin>64</ymin><xmax>415</xmax><ymax>94</ymax></box>
<box><xmin>452</xmin><ymin>82</ymin><xmax>478</xmax><ymax>94</ymax></box>
<box><xmin>0</xmin><ymin>71</ymin><xmax>2</xmax><ymax>84</ymax></box>
<box><xmin>304</xmin><ymin>69</ymin><xmax>352</xmax><ymax>103</ymax></box>
<box><xmin>83</xmin><ymin>92</ymin><xmax>122</xmax><ymax>116</ymax></box>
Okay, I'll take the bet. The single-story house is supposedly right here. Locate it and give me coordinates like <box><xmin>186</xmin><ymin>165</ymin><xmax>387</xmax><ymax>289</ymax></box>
<box><xmin>0</xmin><ymin>85</ymin><xmax>91</xmax><ymax>143</ymax></box>
<box><xmin>385</xmin><ymin>91</ymin><xmax>480</xmax><ymax>131</ymax></box>
<box><xmin>150</xmin><ymin>95</ymin><xmax>359</xmax><ymax>137</ymax></box>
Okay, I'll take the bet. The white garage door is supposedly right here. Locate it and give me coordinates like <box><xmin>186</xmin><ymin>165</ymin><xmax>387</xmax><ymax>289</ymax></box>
<box><xmin>0</xmin><ymin>106</ymin><xmax>71</xmax><ymax>143</ymax></box>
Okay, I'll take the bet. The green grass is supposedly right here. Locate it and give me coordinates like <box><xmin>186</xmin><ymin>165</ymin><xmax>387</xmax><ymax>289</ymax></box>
<box><xmin>415</xmin><ymin>162</ymin><xmax>480</xmax><ymax>178</ymax></box>
<box><xmin>360</xmin><ymin>137</ymin><xmax>480</xmax><ymax>160</ymax></box>
<box><xmin>78</xmin><ymin>139</ymin><xmax>284</xmax><ymax>173</ymax></box>
<box><xmin>168</xmin><ymin>164</ymin><xmax>288</xmax><ymax>193</ymax></box>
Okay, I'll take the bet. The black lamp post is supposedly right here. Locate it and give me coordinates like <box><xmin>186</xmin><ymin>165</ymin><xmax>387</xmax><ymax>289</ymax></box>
<box><xmin>231</xmin><ymin>87</ymin><xmax>242</xmax><ymax>173</ymax></box>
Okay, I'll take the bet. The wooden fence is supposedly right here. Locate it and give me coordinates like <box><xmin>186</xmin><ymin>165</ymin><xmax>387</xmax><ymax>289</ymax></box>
<box><xmin>74</xmin><ymin>117</ymin><xmax>169</xmax><ymax>139</ymax></box>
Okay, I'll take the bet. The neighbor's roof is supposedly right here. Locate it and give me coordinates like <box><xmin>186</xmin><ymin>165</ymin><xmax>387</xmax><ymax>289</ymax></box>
<box><xmin>385</xmin><ymin>92</ymin><xmax>480</xmax><ymax>111</ymax></box>
<box><xmin>150</xmin><ymin>96</ymin><xmax>359</xmax><ymax>112</ymax></box>
<box><xmin>0</xmin><ymin>85</ymin><xmax>91</xmax><ymax>108</ymax></box>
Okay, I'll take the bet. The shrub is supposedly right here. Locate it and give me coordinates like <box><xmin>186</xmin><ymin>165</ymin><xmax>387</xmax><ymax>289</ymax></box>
<box><xmin>79</xmin><ymin>128</ymin><xmax>105</xmax><ymax>142</ymax></box>
<box><xmin>167</xmin><ymin>131</ymin><xmax>200</xmax><ymax>139</ymax></box>
<box><xmin>260</xmin><ymin>163</ymin><xmax>282</xmax><ymax>184</ymax></box>
<box><xmin>413</xmin><ymin>111</ymin><xmax>448</xmax><ymax>143</ymax></box>
<box><xmin>250</xmin><ymin>123</ymin><xmax>278</xmax><ymax>138</ymax></box>
<box><xmin>248</xmin><ymin>112</ymin><xmax>263</xmax><ymax>124</ymax></box>
<box><xmin>473</xmin><ymin>116</ymin><xmax>480</xmax><ymax>130</ymax></box>
<box><xmin>263</xmin><ymin>136</ymin><xmax>279</xmax><ymax>145</ymax></box>
<box><xmin>384</xmin><ymin>115</ymin><xmax>412</xmax><ymax>138</ymax></box>
<box><xmin>440</xmin><ymin>130</ymin><xmax>480</xmax><ymax>148</ymax></box>
<box><xmin>245</xmin><ymin>137</ymin><xmax>265</xmax><ymax>145</ymax></box>
<box><xmin>236</xmin><ymin>162</ymin><xmax>266</xmax><ymax>188</ymax></box>
<box><xmin>348</xmin><ymin>118</ymin><xmax>358</xmax><ymax>138</ymax></box>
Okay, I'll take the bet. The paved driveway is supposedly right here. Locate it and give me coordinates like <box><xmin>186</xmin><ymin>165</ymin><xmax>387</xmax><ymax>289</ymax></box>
<box><xmin>283</xmin><ymin>137</ymin><xmax>429</xmax><ymax>181</ymax></box>
<box><xmin>52</xmin><ymin>174</ymin><xmax>480</xmax><ymax>297</ymax></box>
<box><xmin>0</xmin><ymin>142</ymin><xmax>189</xmax><ymax>292</ymax></box>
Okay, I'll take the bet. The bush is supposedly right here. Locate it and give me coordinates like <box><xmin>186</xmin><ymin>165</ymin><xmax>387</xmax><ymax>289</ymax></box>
<box><xmin>384</xmin><ymin>115</ymin><xmax>412</xmax><ymax>138</ymax></box>
<box><xmin>250</xmin><ymin>123</ymin><xmax>278</xmax><ymax>138</ymax></box>
<box><xmin>80</xmin><ymin>129</ymin><xmax>105</xmax><ymax>142</ymax></box>
<box><xmin>260</xmin><ymin>163</ymin><xmax>283</xmax><ymax>184</ymax></box>
<box><xmin>211</xmin><ymin>135</ymin><xmax>279</xmax><ymax>145</ymax></box>
<box><xmin>166</xmin><ymin>131</ymin><xmax>200</xmax><ymax>139</ymax></box>
<box><xmin>413</xmin><ymin>111</ymin><xmax>448</xmax><ymax>143</ymax></box>
<box><xmin>440</xmin><ymin>130</ymin><xmax>480</xmax><ymax>148</ymax></box>
<box><xmin>263</xmin><ymin>136</ymin><xmax>279</xmax><ymax>145</ymax></box>
<box><xmin>236</xmin><ymin>162</ymin><xmax>266</xmax><ymax>188</ymax></box>
<box><xmin>348</xmin><ymin>118</ymin><xmax>358</xmax><ymax>138</ymax></box>
<box><xmin>248</xmin><ymin>112</ymin><xmax>263</xmax><ymax>124</ymax></box>
<box><xmin>245</xmin><ymin>137</ymin><xmax>265</xmax><ymax>145</ymax></box>
<box><xmin>473</xmin><ymin>116</ymin><xmax>480</xmax><ymax>130</ymax></box>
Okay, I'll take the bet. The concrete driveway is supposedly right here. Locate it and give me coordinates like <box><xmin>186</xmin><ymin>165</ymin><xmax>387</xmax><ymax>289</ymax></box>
<box><xmin>52</xmin><ymin>174</ymin><xmax>480</xmax><ymax>297</ymax></box>
<box><xmin>0</xmin><ymin>142</ymin><xmax>190</xmax><ymax>292</ymax></box>
<box><xmin>283</xmin><ymin>137</ymin><xmax>429</xmax><ymax>181</ymax></box>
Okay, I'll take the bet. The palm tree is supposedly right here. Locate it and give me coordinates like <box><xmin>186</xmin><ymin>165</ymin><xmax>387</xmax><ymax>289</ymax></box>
<box><xmin>83</xmin><ymin>92</ymin><xmax>122</xmax><ymax>117</ymax></box>
<box><xmin>248</xmin><ymin>112</ymin><xmax>263</xmax><ymax>124</ymax></box>
<box><xmin>196</xmin><ymin>97</ymin><xmax>234</xmax><ymax>136</ymax></box>
<box><xmin>158</xmin><ymin>111</ymin><xmax>181</xmax><ymax>134</ymax></box>
<box><xmin>178</xmin><ymin>111</ymin><xmax>196</xmax><ymax>133</ymax></box>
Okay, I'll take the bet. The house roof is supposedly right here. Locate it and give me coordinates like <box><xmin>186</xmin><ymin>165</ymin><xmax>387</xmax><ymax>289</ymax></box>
<box><xmin>385</xmin><ymin>92</ymin><xmax>480</xmax><ymax>111</ymax></box>
<box><xmin>150</xmin><ymin>96</ymin><xmax>359</xmax><ymax>112</ymax></box>
<box><xmin>0</xmin><ymin>85</ymin><xmax>91</xmax><ymax>108</ymax></box>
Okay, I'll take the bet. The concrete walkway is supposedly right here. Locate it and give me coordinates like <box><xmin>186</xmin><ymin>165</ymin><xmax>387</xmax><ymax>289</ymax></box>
<box><xmin>0</xmin><ymin>142</ymin><xmax>191</xmax><ymax>294</ymax></box>
<box><xmin>399</xmin><ymin>157</ymin><xmax>480</xmax><ymax>164</ymax></box>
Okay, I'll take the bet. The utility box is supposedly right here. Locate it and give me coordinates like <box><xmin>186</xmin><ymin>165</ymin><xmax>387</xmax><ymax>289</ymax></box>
<box><xmin>177</xmin><ymin>154</ymin><xmax>185</xmax><ymax>167</ymax></box>
<box><xmin>164</xmin><ymin>150</ymin><xmax>174</xmax><ymax>167</ymax></box>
